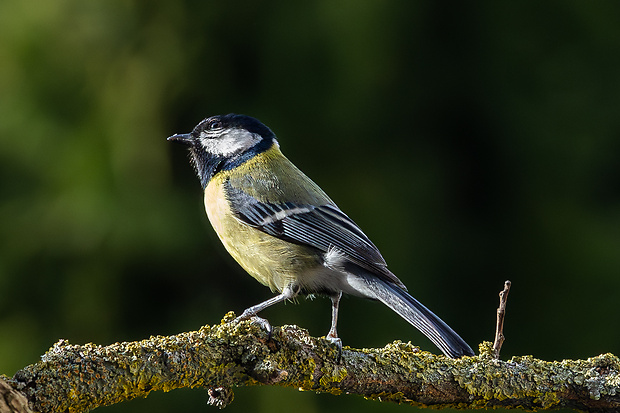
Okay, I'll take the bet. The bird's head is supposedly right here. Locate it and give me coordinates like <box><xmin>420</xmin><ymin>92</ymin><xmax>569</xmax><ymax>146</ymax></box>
<box><xmin>168</xmin><ymin>114</ymin><xmax>277</xmax><ymax>188</ymax></box>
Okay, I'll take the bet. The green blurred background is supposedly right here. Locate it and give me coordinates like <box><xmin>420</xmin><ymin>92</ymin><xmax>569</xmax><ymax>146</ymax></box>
<box><xmin>1</xmin><ymin>1</ymin><xmax>620</xmax><ymax>412</ymax></box>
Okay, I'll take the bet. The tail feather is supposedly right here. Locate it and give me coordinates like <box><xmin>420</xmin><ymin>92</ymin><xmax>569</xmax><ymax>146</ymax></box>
<box><xmin>358</xmin><ymin>276</ymin><xmax>475</xmax><ymax>358</ymax></box>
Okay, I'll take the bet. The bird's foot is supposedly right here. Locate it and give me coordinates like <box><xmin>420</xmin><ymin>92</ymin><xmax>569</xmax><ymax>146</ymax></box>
<box><xmin>234</xmin><ymin>310</ymin><xmax>273</xmax><ymax>336</ymax></box>
<box><xmin>326</xmin><ymin>334</ymin><xmax>343</xmax><ymax>362</ymax></box>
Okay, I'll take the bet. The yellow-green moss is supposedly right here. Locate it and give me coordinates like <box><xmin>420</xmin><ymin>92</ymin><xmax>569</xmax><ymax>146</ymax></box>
<box><xmin>10</xmin><ymin>313</ymin><xmax>620</xmax><ymax>412</ymax></box>
<box><xmin>318</xmin><ymin>365</ymin><xmax>348</xmax><ymax>393</ymax></box>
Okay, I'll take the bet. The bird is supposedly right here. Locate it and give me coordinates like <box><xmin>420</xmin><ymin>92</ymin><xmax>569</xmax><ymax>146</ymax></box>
<box><xmin>168</xmin><ymin>113</ymin><xmax>475</xmax><ymax>358</ymax></box>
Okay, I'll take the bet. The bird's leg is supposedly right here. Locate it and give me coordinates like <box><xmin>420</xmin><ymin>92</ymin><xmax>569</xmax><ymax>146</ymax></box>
<box><xmin>235</xmin><ymin>285</ymin><xmax>297</xmax><ymax>335</ymax></box>
<box><xmin>326</xmin><ymin>291</ymin><xmax>343</xmax><ymax>358</ymax></box>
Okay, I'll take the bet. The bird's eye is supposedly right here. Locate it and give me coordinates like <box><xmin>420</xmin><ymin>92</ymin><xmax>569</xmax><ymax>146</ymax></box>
<box><xmin>208</xmin><ymin>120</ymin><xmax>222</xmax><ymax>130</ymax></box>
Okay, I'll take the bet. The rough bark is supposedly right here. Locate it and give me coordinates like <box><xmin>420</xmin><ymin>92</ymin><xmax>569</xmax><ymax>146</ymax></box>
<box><xmin>2</xmin><ymin>312</ymin><xmax>619</xmax><ymax>412</ymax></box>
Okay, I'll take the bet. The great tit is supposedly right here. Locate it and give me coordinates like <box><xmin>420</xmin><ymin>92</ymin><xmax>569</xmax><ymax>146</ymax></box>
<box><xmin>168</xmin><ymin>114</ymin><xmax>475</xmax><ymax>358</ymax></box>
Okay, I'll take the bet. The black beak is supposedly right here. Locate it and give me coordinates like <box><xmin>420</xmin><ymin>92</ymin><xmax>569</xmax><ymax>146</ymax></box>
<box><xmin>167</xmin><ymin>133</ymin><xmax>193</xmax><ymax>144</ymax></box>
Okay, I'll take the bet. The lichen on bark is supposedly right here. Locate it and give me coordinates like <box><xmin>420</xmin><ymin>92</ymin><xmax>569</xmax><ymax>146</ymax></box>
<box><xmin>2</xmin><ymin>312</ymin><xmax>620</xmax><ymax>413</ymax></box>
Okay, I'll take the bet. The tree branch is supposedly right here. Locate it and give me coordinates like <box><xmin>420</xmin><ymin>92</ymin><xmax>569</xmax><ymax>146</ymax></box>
<box><xmin>2</xmin><ymin>312</ymin><xmax>620</xmax><ymax>412</ymax></box>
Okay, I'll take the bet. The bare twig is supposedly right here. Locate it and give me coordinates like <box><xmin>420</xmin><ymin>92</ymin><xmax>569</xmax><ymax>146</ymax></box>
<box><xmin>493</xmin><ymin>280</ymin><xmax>511</xmax><ymax>359</ymax></box>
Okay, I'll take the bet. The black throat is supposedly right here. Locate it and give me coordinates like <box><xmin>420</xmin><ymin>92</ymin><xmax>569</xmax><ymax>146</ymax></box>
<box><xmin>189</xmin><ymin>137</ymin><xmax>275</xmax><ymax>189</ymax></box>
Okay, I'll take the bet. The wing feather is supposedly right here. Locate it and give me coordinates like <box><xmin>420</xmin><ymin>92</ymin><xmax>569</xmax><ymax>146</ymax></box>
<box><xmin>225</xmin><ymin>184</ymin><xmax>405</xmax><ymax>287</ymax></box>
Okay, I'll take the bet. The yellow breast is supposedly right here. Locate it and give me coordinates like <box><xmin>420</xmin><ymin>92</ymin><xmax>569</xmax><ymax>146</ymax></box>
<box><xmin>203</xmin><ymin>174</ymin><xmax>321</xmax><ymax>293</ymax></box>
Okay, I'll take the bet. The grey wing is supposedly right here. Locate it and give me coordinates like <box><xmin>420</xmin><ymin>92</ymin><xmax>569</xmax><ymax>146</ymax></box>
<box><xmin>225</xmin><ymin>184</ymin><xmax>406</xmax><ymax>288</ymax></box>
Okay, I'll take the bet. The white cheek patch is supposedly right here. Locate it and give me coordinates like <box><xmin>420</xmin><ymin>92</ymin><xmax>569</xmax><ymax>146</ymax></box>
<box><xmin>200</xmin><ymin>128</ymin><xmax>262</xmax><ymax>156</ymax></box>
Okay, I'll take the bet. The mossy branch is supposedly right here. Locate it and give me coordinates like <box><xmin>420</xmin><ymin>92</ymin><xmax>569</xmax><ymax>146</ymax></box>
<box><xmin>2</xmin><ymin>312</ymin><xmax>620</xmax><ymax>413</ymax></box>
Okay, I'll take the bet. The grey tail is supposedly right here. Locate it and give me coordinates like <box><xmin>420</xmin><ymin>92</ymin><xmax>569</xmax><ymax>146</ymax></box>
<box><xmin>363</xmin><ymin>277</ymin><xmax>475</xmax><ymax>358</ymax></box>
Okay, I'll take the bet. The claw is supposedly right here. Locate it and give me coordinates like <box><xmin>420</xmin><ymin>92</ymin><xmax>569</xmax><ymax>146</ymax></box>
<box><xmin>326</xmin><ymin>334</ymin><xmax>343</xmax><ymax>362</ymax></box>
<box><xmin>234</xmin><ymin>312</ymin><xmax>273</xmax><ymax>337</ymax></box>
<box><xmin>231</xmin><ymin>287</ymin><xmax>296</xmax><ymax>339</ymax></box>
<box><xmin>250</xmin><ymin>316</ymin><xmax>273</xmax><ymax>336</ymax></box>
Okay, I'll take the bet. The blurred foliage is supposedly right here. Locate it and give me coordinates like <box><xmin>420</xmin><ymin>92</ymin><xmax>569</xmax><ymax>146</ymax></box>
<box><xmin>1</xmin><ymin>1</ymin><xmax>620</xmax><ymax>412</ymax></box>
